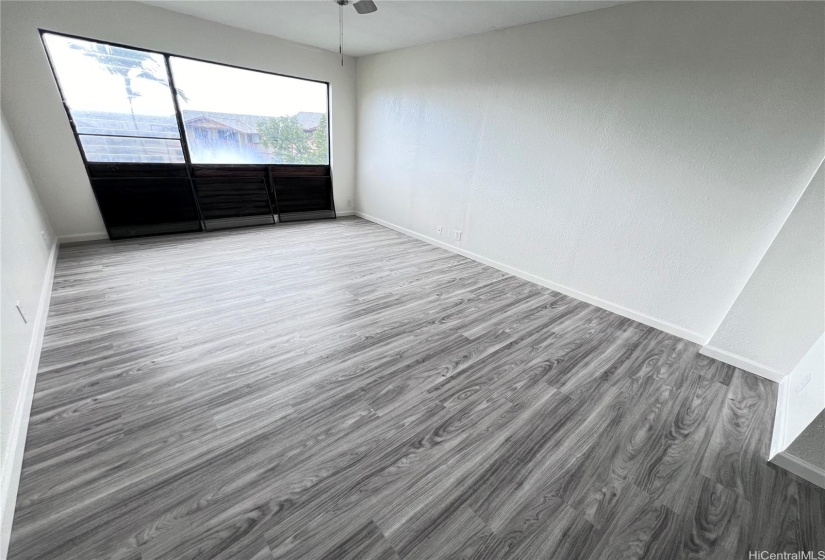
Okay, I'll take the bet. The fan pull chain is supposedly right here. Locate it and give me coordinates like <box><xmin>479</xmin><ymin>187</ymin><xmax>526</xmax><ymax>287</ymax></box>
<box><xmin>339</xmin><ymin>2</ymin><xmax>344</xmax><ymax>66</ymax></box>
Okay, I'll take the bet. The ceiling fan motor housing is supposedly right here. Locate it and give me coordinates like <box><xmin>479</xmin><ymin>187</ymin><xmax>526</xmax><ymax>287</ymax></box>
<box><xmin>334</xmin><ymin>0</ymin><xmax>378</xmax><ymax>13</ymax></box>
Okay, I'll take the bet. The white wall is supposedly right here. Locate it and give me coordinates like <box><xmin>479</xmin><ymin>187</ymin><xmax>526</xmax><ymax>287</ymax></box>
<box><xmin>783</xmin><ymin>334</ymin><xmax>825</xmax><ymax>453</ymax></box>
<box><xmin>705</xmin><ymin>162</ymin><xmax>824</xmax><ymax>379</ymax></box>
<box><xmin>0</xmin><ymin>1</ymin><xmax>357</xmax><ymax>239</ymax></box>
<box><xmin>355</xmin><ymin>1</ymin><xmax>825</xmax><ymax>343</ymax></box>
<box><xmin>770</xmin><ymin>333</ymin><xmax>825</xmax><ymax>488</ymax></box>
<box><xmin>0</xmin><ymin>114</ymin><xmax>57</xmax><ymax>559</ymax></box>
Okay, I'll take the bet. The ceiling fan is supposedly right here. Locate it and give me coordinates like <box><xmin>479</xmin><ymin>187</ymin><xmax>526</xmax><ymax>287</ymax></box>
<box><xmin>338</xmin><ymin>0</ymin><xmax>378</xmax><ymax>15</ymax></box>
<box><xmin>335</xmin><ymin>0</ymin><xmax>377</xmax><ymax>65</ymax></box>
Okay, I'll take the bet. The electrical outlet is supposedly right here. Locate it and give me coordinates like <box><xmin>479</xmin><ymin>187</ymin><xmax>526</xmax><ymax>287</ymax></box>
<box><xmin>346</xmin><ymin>199</ymin><xmax>352</xmax><ymax>208</ymax></box>
<box><xmin>437</xmin><ymin>225</ymin><xmax>442</xmax><ymax>235</ymax></box>
<box><xmin>453</xmin><ymin>230</ymin><xmax>462</xmax><ymax>241</ymax></box>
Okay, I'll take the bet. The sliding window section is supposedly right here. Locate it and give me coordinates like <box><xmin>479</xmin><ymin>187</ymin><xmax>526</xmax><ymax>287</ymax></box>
<box><xmin>42</xmin><ymin>32</ymin><xmax>201</xmax><ymax>239</ymax></box>
<box><xmin>169</xmin><ymin>57</ymin><xmax>336</xmax><ymax>222</ymax></box>
<box><xmin>192</xmin><ymin>166</ymin><xmax>275</xmax><ymax>230</ymax></box>
<box><xmin>270</xmin><ymin>165</ymin><xmax>335</xmax><ymax>222</ymax></box>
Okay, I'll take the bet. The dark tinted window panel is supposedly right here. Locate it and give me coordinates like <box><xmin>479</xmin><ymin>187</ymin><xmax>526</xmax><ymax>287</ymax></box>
<box><xmin>90</xmin><ymin>178</ymin><xmax>199</xmax><ymax>227</ymax></box>
<box><xmin>195</xmin><ymin>178</ymin><xmax>271</xmax><ymax>219</ymax></box>
<box><xmin>80</xmin><ymin>135</ymin><xmax>185</xmax><ymax>163</ymax></box>
<box><xmin>192</xmin><ymin>165</ymin><xmax>268</xmax><ymax>178</ymax></box>
<box><xmin>87</xmin><ymin>163</ymin><xmax>189</xmax><ymax>179</ymax></box>
<box><xmin>274</xmin><ymin>176</ymin><xmax>333</xmax><ymax>214</ymax></box>
<box><xmin>269</xmin><ymin>165</ymin><xmax>330</xmax><ymax>177</ymax></box>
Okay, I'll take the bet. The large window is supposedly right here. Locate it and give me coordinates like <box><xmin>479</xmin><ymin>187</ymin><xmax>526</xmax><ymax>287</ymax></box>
<box><xmin>42</xmin><ymin>32</ymin><xmax>336</xmax><ymax>241</ymax></box>
<box><xmin>42</xmin><ymin>33</ymin><xmax>330</xmax><ymax>166</ymax></box>
<box><xmin>171</xmin><ymin>58</ymin><xmax>329</xmax><ymax>165</ymax></box>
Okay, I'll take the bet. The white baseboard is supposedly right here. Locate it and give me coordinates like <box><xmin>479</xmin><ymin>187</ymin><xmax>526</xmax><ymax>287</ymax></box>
<box><xmin>336</xmin><ymin>210</ymin><xmax>356</xmax><ymax>217</ymax></box>
<box><xmin>699</xmin><ymin>344</ymin><xmax>785</xmax><ymax>382</ymax></box>
<box><xmin>771</xmin><ymin>451</ymin><xmax>825</xmax><ymax>490</ymax></box>
<box><xmin>58</xmin><ymin>231</ymin><xmax>108</xmax><ymax>245</ymax></box>
<box><xmin>1</xmin><ymin>240</ymin><xmax>58</xmax><ymax>560</ymax></box>
<box><xmin>355</xmin><ymin>211</ymin><xmax>707</xmax><ymax>345</ymax></box>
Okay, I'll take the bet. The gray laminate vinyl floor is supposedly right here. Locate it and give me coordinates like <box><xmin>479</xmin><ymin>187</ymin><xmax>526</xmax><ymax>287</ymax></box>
<box><xmin>9</xmin><ymin>217</ymin><xmax>825</xmax><ymax>560</ymax></box>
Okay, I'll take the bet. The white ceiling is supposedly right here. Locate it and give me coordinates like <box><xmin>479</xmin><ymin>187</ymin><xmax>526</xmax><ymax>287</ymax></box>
<box><xmin>142</xmin><ymin>1</ymin><xmax>628</xmax><ymax>57</ymax></box>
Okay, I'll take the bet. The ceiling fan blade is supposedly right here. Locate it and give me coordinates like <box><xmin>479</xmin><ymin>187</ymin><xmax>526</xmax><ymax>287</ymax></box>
<box><xmin>353</xmin><ymin>0</ymin><xmax>377</xmax><ymax>14</ymax></box>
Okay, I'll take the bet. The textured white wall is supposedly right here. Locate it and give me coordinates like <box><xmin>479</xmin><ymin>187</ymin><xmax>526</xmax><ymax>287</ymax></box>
<box><xmin>771</xmin><ymin>333</ymin><xmax>825</xmax><ymax>462</ymax></box>
<box><xmin>707</xmin><ymin>162</ymin><xmax>824</xmax><ymax>375</ymax></box>
<box><xmin>1</xmin><ymin>114</ymin><xmax>56</xmax><ymax>558</ymax></box>
<box><xmin>356</xmin><ymin>2</ymin><xmax>825</xmax><ymax>342</ymax></box>
<box><xmin>0</xmin><ymin>1</ymin><xmax>357</xmax><ymax>239</ymax></box>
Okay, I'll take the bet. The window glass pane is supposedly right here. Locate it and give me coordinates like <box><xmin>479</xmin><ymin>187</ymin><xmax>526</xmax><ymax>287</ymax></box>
<box><xmin>79</xmin><ymin>135</ymin><xmax>184</xmax><ymax>163</ymax></box>
<box><xmin>170</xmin><ymin>57</ymin><xmax>329</xmax><ymax>165</ymax></box>
<box><xmin>43</xmin><ymin>33</ymin><xmax>180</xmax><ymax>139</ymax></box>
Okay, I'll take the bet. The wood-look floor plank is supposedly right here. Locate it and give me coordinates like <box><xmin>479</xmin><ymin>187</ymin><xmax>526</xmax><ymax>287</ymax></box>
<box><xmin>8</xmin><ymin>217</ymin><xmax>823</xmax><ymax>560</ymax></box>
<box><xmin>700</xmin><ymin>369</ymin><xmax>778</xmax><ymax>501</ymax></box>
<box><xmin>677</xmin><ymin>475</ymin><xmax>749</xmax><ymax>559</ymax></box>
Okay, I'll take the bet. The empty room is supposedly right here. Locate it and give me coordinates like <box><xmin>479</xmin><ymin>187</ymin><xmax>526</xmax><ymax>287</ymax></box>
<box><xmin>1</xmin><ymin>1</ymin><xmax>823</xmax><ymax>559</ymax></box>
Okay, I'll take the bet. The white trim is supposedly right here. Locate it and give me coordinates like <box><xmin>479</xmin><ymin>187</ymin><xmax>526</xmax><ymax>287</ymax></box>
<box><xmin>770</xmin><ymin>376</ymin><xmax>789</xmax><ymax>458</ymax></box>
<box><xmin>771</xmin><ymin>451</ymin><xmax>825</xmax><ymax>490</ymax></box>
<box><xmin>58</xmin><ymin>231</ymin><xmax>108</xmax><ymax>245</ymax></box>
<box><xmin>336</xmin><ymin>210</ymin><xmax>356</xmax><ymax>217</ymax></box>
<box><xmin>1</xmin><ymin>240</ymin><xmax>58</xmax><ymax>560</ymax></box>
<box><xmin>355</xmin><ymin>211</ymin><xmax>707</xmax><ymax>345</ymax></box>
<box><xmin>699</xmin><ymin>344</ymin><xmax>785</xmax><ymax>382</ymax></box>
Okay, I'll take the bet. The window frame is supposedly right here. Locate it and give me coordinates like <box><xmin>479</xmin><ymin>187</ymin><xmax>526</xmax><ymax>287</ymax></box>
<box><xmin>39</xmin><ymin>29</ymin><xmax>332</xmax><ymax>168</ymax></box>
